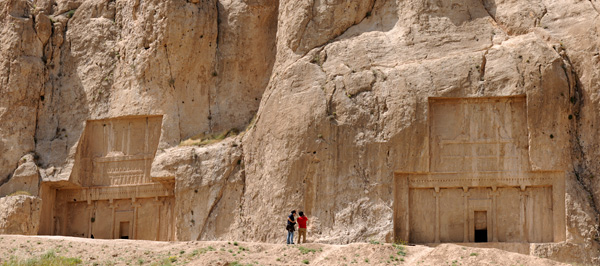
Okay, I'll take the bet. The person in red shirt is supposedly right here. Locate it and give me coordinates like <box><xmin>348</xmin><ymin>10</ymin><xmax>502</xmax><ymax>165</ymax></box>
<box><xmin>296</xmin><ymin>211</ymin><xmax>308</xmax><ymax>244</ymax></box>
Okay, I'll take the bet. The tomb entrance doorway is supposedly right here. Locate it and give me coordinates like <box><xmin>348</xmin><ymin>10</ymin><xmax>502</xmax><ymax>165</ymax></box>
<box><xmin>474</xmin><ymin>211</ymin><xmax>487</xmax><ymax>243</ymax></box>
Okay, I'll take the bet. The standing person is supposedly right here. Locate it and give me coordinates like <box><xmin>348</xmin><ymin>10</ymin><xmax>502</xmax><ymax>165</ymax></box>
<box><xmin>296</xmin><ymin>211</ymin><xmax>308</xmax><ymax>244</ymax></box>
<box><xmin>286</xmin><ymin>210</ymin><xmax>297</xmax><ymax>244</ymax></box>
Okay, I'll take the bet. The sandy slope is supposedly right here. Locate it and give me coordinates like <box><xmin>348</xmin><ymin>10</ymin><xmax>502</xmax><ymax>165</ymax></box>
<box><xmin>0</xmin><ymin>235</ymin><xmax>571</xmax><ymax>266</ymax></box>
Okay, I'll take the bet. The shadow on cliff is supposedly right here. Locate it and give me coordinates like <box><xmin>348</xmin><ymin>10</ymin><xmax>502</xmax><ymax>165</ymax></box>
<box><xmin>334</xmin><ymin>0</ymin><xmax>400</xmax><ymax>42</ymax></box>
<box><xmin>426</xmin><ymin>0</ymin><xmax>497</xmax><ymax>26</ymax></box>
<box><xmin>35</xmin><ymin>34</ymin><xmax>89</xmax><ymax>181</ymax></box>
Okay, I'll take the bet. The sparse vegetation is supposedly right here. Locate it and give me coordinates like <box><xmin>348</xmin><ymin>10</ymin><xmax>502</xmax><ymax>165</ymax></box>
<box><xmin>302</xmin><ymin>259</ymin><xmax>309</xmax><ymax>264</ymax></box>
<box><xmin>2</xmin><ymin>250</ymin><xmax>82</xmax><ymax>266</ymax></box>
<box><xmin>179</xmin><ymin>129</ymin><xmax>239</xmax><ymax>146</ymax></box>
<box><xmin>7</xmin><ymin>190</ymin><xmax>32</xmax><ymax>197</ymax></box>
<box><xmin>297</xmin><ymin>246</ymin><xmax>318</xmax><ymax>255</ymax></box>
<box><xmin>66</xmin><ymin>9</ymin><xmax>76</xmax><ymax>18</ymax></box>
<box><xmin>310</xmin><ymin>54</ymin><xmax>321</xmax><ymax>65</ymax></box>
<box><xmin>470</xmin><ymin>252</ymin><xmax>478</xmax><ymax>256</ymax></box>
<box><xmin>368</xmin><ymin>240</ymin><xmax>381</xmax><ymax>245</ymax></box>
<box><xmin>393</xmin><ymin>243</ymin><xmax>407</xmax><ymax>257</ymax></box>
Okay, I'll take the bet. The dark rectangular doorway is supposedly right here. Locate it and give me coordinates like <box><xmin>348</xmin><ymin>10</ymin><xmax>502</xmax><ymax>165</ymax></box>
<box><xmin>475</xmin><ymin>229</ymin><xmax>487</xmax><ymax>242</ymax></box>
<box><xmin>474</xmin><ymin>211</ymin><xmax>487</xmax><ymax>242</ymax></box>
<box><xmin>119</xmin><ymin>221</ymin><xmax>130</xmax><ymax>239</ymax></box>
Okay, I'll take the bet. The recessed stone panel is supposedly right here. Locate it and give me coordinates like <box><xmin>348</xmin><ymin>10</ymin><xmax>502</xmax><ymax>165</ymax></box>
<box><xmin>79</xmin><ymin>116</ymin><xmax>162</xmax><ymax>187</ymax></box>
<box><xmin>429</xmin><ymin>97</ymin><xmax>528</xmax><ymax>173</ymax></box>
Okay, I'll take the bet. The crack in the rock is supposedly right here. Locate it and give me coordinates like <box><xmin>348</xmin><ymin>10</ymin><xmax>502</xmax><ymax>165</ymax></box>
<box><xmin>196</xmin><ymin>151</ymin><xmax>243</xmax><ymax>240</ymax></box>
<box><xmin>480</xmin><ymin>49</ymin><xmax>488</xmax><ymax>81</ymax></box>
<box><xmin>481</xmin><ymin>0</ymin><xmax>511</xmax><ymax>36</ymax></box>
<box><xmin>208</xmin><ymin>0</ymin><xmax>221</xmax><ymax>133</ymax></box>
<box><xmin>559</xmin><ymin>49</ymin><xmax>600</xmax><ymax>241</ymax></box>
<box><xmin>295</xmin><ymin>0</ymin><xmax>377</xmax><ymax>63</ymax></box>
<box><xmin>481</xmin><ymin>0</ymin><xmax>497</xmax><ymax>23</ymax></box>
<box><xmin>163</xmin><ymin>43</ymin><xmax>183</xmax><ymax>140</ymax></box>
<box><xmin>590</xmin><ymin>0</ymin><xmax>600</xmax><ymax>16</ymax></box>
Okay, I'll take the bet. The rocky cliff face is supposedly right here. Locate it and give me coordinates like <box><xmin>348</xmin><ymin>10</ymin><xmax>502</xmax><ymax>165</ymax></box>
<box><xmin>1</xmin><ymin>0</ymin><xmax>600</xmax><ymax>264</ymax></box>
<box><xmin>0</xmin><ymin>195</ymin><xmax>41</xmax><ymax>235</ymax></box>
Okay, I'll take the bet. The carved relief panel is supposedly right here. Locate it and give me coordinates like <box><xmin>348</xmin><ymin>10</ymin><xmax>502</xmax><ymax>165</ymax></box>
<box><xmin>429</xmin><ymin>97</ymin><xmax>528</xmax><ymax>173</ymax></box>
<box><xmin>79</xmin><ymin>116</ymin><xmax>162</xmax><ymax>187</ymax></box>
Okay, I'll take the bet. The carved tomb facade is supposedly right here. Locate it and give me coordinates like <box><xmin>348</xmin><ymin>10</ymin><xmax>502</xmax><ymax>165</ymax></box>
<box><xmin>41</xmin><ymin>116</ymin><xmax>175</xmax><ymax>240</ymax></box>
<box><xmin>394</xmin><ymin>96</ymin><xmax>565</xmax><ymax>244</ymax></box>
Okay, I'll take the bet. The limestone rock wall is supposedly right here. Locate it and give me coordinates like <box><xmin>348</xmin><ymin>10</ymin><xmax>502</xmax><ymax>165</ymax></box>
<box><xmin>0</xmin><ymin>195</ymin><xmax>41</xmax><ymax>235</ymax></box>
<box><xmin>18</xmin><ymin>0</ymin><xmax>277</xmax><ymax>184</ymax></box>
<box><xmin>152</xmin><ymin>137</ymin><xmax>245</xmax><ymax>241</ymax></box>
<box><xmin>0</xmin><ymin>0</ymin><xmax>44</xmax><ymax>185</ymax></box>
<box><xmin>241</xmin><ymin>0</ymin><xmax>600</xmax><ymax>263</ymax></box>
<box><xmin>0</xmin><ymin>0</ymin><xmax>600</xmax><ymax>264</ymax></box>
<box><xmin>0</xmin><ymin>154</ymin><xmax>40</xmax><ymax>197</ymax></box>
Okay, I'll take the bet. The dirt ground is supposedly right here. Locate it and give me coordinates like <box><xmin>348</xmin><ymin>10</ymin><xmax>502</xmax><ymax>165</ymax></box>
<box><xmin>0</xmin><ymin>235</ymin><xmax>573</xmax><ymax>265</ymax></box>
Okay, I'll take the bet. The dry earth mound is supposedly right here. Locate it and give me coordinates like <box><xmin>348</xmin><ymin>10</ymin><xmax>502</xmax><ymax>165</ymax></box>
<box><xmin>0</xmin><ymin>235</ymin><xmax>571</xmax><ymax>266</ymax></box>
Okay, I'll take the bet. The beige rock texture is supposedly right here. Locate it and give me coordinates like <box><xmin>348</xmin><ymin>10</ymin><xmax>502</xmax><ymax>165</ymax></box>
<box><xmin>0</xmin><ymin>0</ymin><xmax>600</xmax><ymax>265</ymax></box>
<box><xmin>0</xmin><ymin>153</ymin><xmax>40</xmax><ymax>197</ymax></box>
<box><xmin>152</xmin><ymin>137</ymin><xmax>245</xmax><ymax>241</ymax></box>
<box><xmin>0</xmin><ymin>195</ymin><xmax>41</xmax><ymax>235</ymax></box>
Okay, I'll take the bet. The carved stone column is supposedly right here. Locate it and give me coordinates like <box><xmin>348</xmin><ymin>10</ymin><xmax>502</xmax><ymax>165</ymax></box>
<box><xmin>434</xmin><ymin>187</ymin><xmax>440</xmax><ymax>243</ymax></box>
<box><xmin>87</xmin><ymin>198</ymin><xmax>93</xmax><ymax>238</ymax></box>
<box><xmin>132</xmin><ymin>197</ymin><xmax>141</xmax><ymax>240</ymax></box>
<box><xmin>491</xmin><ymin>186</ymin><xmax>498</xmax><ymax>242</ymax></box>
<box><xmin>519</xmin><ymin>185</ymin><xmax>527</xmax><ymax>243</ymax></box>
<box><xmin>109</xmin><ymin>199</ymin><xmax>116</xmax><ymax>239</ymax></box>
<box><xmin>463</xmin><ymin>186</ymin><xmax>469</xmax><ymax>242</ymax></box>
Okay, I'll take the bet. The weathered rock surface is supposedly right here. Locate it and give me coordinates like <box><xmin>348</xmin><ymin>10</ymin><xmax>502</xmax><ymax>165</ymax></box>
<box><xmin>152</xmin><ymin>137</ymin><xmax>245</xmax><ymax>241</ymax></box>
<box><xmin>0</xmin><ymin>0</ymin><xmax>600</xmax><ymax>264</ymax></box>
<box><xmin>0</xmin><ymin>0</ymin><xmax>44</xmax><ymax>185</ymax></box>
<box><xmin>0</xmin><ymin>195</ymin><xmax>41</xmax><ymax>235</ymax></box>
<box><xmin>0</xmin><ymin>154</ymin><xmax>40</xmax><ymax>197</ymax></box>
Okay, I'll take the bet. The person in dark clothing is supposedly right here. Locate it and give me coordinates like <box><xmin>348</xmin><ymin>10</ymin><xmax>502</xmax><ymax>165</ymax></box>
<box><xmin>286</xmin><ymin>210</ymin><xmax>297</xmax><ymax>244</ymax></box>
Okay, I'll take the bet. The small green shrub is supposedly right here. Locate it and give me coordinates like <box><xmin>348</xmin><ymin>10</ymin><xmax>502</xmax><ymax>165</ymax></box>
<box><xmin>470</xmin><ymin>252</ymin><xmax>478</xmax><ymax>256</ymax></box>
<box><xmin>297</xmin><ymin>246</ymin><xmax>318</xmax><ymax>255</ymax></box>
<box><xmin>302</xmin><ymin>259</ymin><xmax>309</xmax><ymax>264</ymax></box>
<box><xmin>66</xmin><ymin>10</ymin><xmax>76</xmax><ymax>18</ymax></box>
<box><xmin>392</xmin><ymin>243</ymin><xmax>407</xmax><ymax>257</ymax></box>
